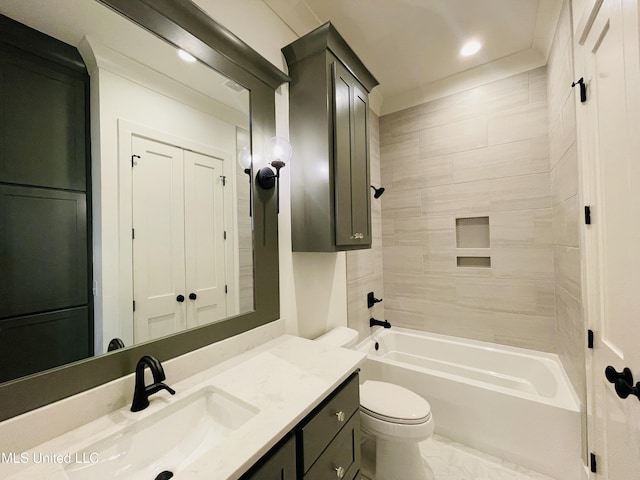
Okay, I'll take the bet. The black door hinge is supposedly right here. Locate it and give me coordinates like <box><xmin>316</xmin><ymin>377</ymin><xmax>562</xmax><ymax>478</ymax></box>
<box><xmin>585</xmin><ymin>205</ymin><xmax>591</xmax><ymax>225</ymax></box>
<box><xmin>220</xmin><ymin>175</ymin><xmax>226</xmax><ymax>186</ymax></box>
<box><xmin>225</xmin><ymin>285</ymin><xmax>228</xmax><ymax>294</ymax></box>
<box><xmin>133</xmin><ymin>300</ymin><xmax>136</xmax><ymax>312</ymax></box>
<box><xmin>224</xmin><ymin>231</ymin><xmax>227</xmax><ymax>240</ymax></box>
<box><xmin>588</xmin><ymin>329</ymin><xmax>594</xmax><ymax>349</ymax></box>
<box><xmin>131</xmin><ymin>154</ymin><xmax>140</xmax><ymax>167</ymax></box>
<box><xmin>572</xmin><ymin>77</ymin><xmax>587</xmax><ymax>102</ymax></box>
<box><xmin>590</xmin><ymin>452</ymin><xmax>597</xmax><ymax>473</ymax></box>
<box><xmin>132</xmin><ymin>228</ymin><xmax>135</xmax><ymax>239</ymax></box>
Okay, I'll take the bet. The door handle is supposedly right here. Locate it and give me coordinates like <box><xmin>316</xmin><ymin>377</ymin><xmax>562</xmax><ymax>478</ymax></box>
<box><xmin>605</xmin><ymin>366</ymin><xmax>640</xmax><ymax>401</ymax></box>
<box><xmin>188</xmin><ymin>293</ymin><xmax>197</xmax><ymax>300</ymax></box>
<box><xmin>605</xmin><ymin>366</ymin><xmax>632</xmax><ymax>384</ymax></box>
<box><xmin>176</xmin><ymin>295</ymin><xmax>185</xmax><ymax>303</ymax></box>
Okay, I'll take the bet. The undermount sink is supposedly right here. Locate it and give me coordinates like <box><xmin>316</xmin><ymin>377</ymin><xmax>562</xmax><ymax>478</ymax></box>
<box><xmin>65</xmin><ymin>387</ymin><xmax>258</xmax><ymax>480</ymax></box>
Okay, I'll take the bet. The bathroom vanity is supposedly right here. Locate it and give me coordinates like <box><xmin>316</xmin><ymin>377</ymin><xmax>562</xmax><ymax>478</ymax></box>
<box><xmin>0</xmin><ymin>331</ymin><xmax>365</xmax><ymax>480</ymax></box>
<box><xmin>243</xmin><ymin>372</ymin><xmax>360</xmax><ymax>480</ymax></box>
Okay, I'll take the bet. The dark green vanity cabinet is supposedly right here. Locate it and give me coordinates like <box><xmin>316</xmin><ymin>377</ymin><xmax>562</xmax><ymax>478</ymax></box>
<box><xmin>283</xmin><ymin>23</ymin><xmax>378</xmax><ymax>252</ymax></box>
<box><xmin>241</xmin><ymin>372</ymin><xmax>361</xmax><ymax>480</ymax></box>
<box><xmin>0</xmin><ymin>16</ymin><xmax>92</xmax><ymax>382</ymax></box>
<box><xmin>241</xmin><ymin>435</ymin><xmax>297</xmax><ymax>480</ymax></box>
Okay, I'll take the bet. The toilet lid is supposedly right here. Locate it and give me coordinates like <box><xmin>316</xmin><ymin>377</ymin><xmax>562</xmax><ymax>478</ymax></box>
<box><xmin>360</xmin><ymin>381</ymin><xmax>431</xmax><ymax>425</ymax></box>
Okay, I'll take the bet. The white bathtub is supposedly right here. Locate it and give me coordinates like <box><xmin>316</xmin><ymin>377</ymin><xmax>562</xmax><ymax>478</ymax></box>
<box><xmin>357</xmin><ymin>327</ymin><xmax>582</xmax><ymax>480</ymax></box>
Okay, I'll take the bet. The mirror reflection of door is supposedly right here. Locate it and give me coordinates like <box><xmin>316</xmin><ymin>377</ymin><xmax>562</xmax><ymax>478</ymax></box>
<box><xmin>132</xmin><ymin>135</ymin><xmax>227</xmax><ymax>343</ymax></box>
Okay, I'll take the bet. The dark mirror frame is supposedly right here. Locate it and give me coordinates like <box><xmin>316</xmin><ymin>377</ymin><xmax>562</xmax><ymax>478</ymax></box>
<box><xmin>0</xmin><ymin>0</ymin><xmax>289</xmax><ymax>422</ymax></box>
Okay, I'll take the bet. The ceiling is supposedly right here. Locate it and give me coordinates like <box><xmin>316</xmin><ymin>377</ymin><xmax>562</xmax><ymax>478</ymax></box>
<box><xmin>264</xmin><ymin>0</ymin><xmax>562</xmax><ymax>114</ymax></box>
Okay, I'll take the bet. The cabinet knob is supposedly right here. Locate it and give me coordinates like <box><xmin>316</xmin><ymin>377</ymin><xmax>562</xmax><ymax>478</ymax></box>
<box><xmin>176</xmin><ymin>295</ymin><xmax>185</xmax><ymax>303</ymax></box>
<box><xmin>335</xmin><ymin>411</ymin><xmax>346</xmax><ymax>422</ymax></box>
<box><xmin>350</xmin><ymin>232</ymin><xmax>364</xmax><ymax>240</ymax></box>
<box><xmin>335</xmin><ymin>466</ymin><xmax>345</xmax><ymax>478</ymax></box>
<box><xmin>189</xmin><ymin>293</ymin><xmax>197</xmax><ymax>301</ymax></box>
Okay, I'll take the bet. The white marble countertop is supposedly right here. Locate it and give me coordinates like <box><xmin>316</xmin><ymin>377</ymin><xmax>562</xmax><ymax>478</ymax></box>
<box><xmin>0</xmin><ymin>334</ymin><xmax>366</xmax><ymax>480</ymax></box>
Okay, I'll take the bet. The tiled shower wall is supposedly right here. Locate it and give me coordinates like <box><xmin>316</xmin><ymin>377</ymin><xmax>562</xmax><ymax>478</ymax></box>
<box><xmin>547</xmin><ymin>0</ymin><xmax>585</xmax><ymax>407</ymax></box>
<box><xmin>346</xmin><ymin>113</ymin><xmax>385</xmax><ymax>340</ymax></box>
<box><xmin>378</xmin><ymin>68</ymin><xmax>557</xmax><ymax>352</ymax></box>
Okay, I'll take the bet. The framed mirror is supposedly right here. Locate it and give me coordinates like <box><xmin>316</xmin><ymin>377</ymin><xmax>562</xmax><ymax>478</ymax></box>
<box><xmin>0</xmin><ymin>0</ymin><xmax>288</xmax><ymax>421</ymax></box>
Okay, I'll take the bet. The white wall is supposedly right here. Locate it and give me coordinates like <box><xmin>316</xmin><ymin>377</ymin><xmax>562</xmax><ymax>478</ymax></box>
<box><xmin>191</xmin><ymin>0</ymin><xmax>350</xmax><ymax>338</ymax></box>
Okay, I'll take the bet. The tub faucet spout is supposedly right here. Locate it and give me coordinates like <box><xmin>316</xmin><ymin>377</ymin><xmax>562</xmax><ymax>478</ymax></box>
<box><xmin>370</xmin><ymin>317</ymin><xmax>391</xmax><ymax>329</ymax></box>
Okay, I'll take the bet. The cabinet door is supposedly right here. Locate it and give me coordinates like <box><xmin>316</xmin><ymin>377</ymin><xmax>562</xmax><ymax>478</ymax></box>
<box><xmin>0</xmin><ymin>185</ymin><xmax>88</xmax><ymax>318</ymax></box>
<box><xmin>0</xmin><ymin>46</ymin><xmax>86</xmax><ymax>191</ymax></box>
<box><xmin>350</xmin><ymin>84</ymin><xmax>371</xmax><ymax>245</ymax></box>
<box><xmin>0</xmin><ymin>307</ymin><xmax>90</xmax><ymax>383</ymax></box>
<box><xmin>131</xmin><ymin>136</ymin><xmax>186</xmax><ymax>343</ymax></box>
<box><xmin>332</xmin><ymin>62</ymin><xmax>371</xmax><ymax>247</ymax></box>
<box><xmin>240</xmin><ymin>435</ymin><xmax>296</xmax><ymax>480</ymax></box>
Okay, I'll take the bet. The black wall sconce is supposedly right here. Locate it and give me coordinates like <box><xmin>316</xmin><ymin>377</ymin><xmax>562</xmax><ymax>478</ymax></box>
<box><xmin>256</xmin><ymin>136</ymin><xmax>292</xmax><ymax>213</ymax></box>
<box><xmin>370</xmin><ymin>185</ymin><xmax>385</xmax><ymax>198</ymax></box>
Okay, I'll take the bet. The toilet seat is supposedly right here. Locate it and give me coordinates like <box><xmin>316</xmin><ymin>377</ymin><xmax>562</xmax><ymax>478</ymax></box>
<box><xmin>360</xmin><ymin>380</ymin><xmax>431</xmax><ymax>425</ymax></box>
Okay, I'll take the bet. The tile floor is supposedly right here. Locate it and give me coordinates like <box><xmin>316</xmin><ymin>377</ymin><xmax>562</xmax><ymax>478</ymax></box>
<box><xmin>361</xmin><ymin>435</ymin><xmax>556</xmax><ymax>480</ymax></box>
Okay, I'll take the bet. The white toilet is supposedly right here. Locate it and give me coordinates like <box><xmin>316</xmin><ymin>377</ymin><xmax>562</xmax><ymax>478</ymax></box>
<box><xmin>315</xmin><ymin>327</ymin><xmax>435</xmax><ymax>480</ymax></box>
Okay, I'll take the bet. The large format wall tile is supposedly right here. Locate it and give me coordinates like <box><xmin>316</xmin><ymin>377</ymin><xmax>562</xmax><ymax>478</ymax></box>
<box><xmin>379</xmin><ymin>66</ymin><xmax>557</xmax><ymax>353</ymax></box>
<box><xmin>419</xmin><ymin>116</ymin><xmax>488</xmax><ymax>157</ymax></box>
<box><xmin>488</xmin><ymin>102</ymin><xmax>548</xmax><ymax>145</ymax></box>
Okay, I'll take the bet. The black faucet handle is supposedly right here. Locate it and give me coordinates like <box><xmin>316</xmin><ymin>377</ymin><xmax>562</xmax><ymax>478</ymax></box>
<box><xmin>146</xmin><ymin>382</ymin><xmax>176</xmax><ymax>397</ymax></box>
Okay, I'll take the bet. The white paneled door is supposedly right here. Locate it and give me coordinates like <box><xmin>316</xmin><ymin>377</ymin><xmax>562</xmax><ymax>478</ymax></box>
<box><xmin>132</xmin><ymin>136</ymin><xmax>227</xmax><ymax>343</ymax></box>
<box><xmin>184</xmin><ymin>150</ymin><xmax>227</xmax><ymax>329</ymax></box>
<box><xmin>575</xmin><ymin>0</ymin><xmax>640</xmax><ymax>476</ymax></box>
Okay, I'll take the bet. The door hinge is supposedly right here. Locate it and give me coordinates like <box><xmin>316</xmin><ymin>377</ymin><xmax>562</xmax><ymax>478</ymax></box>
<box><xmin>133</xmin><ymin>300</ymin><xmax>136</xmax><ymax>312</ymax></box>
<box><xmin>585</xmin><ymin>205</ymin><xmax>591</xmax><ymax>225</ymax></box>
<box><xmin>590</xmin><ymin>452</ymin><xmax>597</xmax><ymax>473</ymax></box>
<box><xmin>225</xmin><ymin>285</ymin><xmax>228</xmax><ymax>294</ymax></box>
<box><xmin>132</xmin><ymin>228</ymin><xmax>135</xmax><ymax>239</ymax></box>
<box><xmin>131</xmin><ymin>154</ymin><xmax>140</xmax><ymax>167</ymax></box>
<box><xmin>224</xmin><ymin>231</ymin><xmax>227</xmax><ymax>240</ymax></box>
<box><xmin>588</xmin><ymin>329</ymin><xmax>594</xmax><ymax>349</ymax></box>
<box><xmin>220</xmin><ymin>175</ymin><xmax>226</xmax><ymax>186</ymax></box>
<box><xmin>572</xmin><ymin>77</ymin><xmax>587</xmax><ymax>102</ymax></box>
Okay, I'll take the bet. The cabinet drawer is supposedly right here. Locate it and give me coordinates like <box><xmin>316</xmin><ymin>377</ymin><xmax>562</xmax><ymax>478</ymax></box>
<box><xmin>301</xmin><ymin>374</ymin><xmax>359</xmax><ymax>471</ymax></box>
<box><xmin>304</xmin><ymin>413</ymin><xmax>360</xmax><ymax>480</ymax></box>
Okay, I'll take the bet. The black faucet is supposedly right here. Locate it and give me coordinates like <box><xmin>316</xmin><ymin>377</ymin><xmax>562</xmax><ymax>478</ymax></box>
<box><xmin>370</xmin><ymin>317</ymin><xmax>391</xmax><ymax>329</ymax></box>
<box><xmin>131</xmin><ymin>355</ymin><xmax>176</xmax><ymax>412</ymax></box>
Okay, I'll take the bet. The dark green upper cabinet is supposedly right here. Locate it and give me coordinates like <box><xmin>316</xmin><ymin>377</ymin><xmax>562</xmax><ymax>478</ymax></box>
<box><xmin>283</xmin><ymin>23</ymin><xmax>378</xmax><ymax>252</ymax></box>
<box><xmin>0</xmin><ymin>39</ymin><xmax>87</xmax><ymax>192</ymax></box>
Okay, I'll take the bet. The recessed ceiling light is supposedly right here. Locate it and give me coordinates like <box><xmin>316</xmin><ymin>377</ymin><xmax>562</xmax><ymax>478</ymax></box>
<box><xmin>178</xmin><ymin>49</ymin><xmax>197</xmax><ymax>63</ymax></box>
<box><xmin>460</xmin><ymin>40</ymin><xmax>481</xmax><ymax>57</ymax></box>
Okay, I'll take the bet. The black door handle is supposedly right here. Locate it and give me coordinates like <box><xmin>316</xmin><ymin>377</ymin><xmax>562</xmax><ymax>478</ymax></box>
<box><xmin>176</xmin><ymin>295</ymin><xmax>185</xmax><ymax>302</ymax></box>
<box><xmin>605</xmin><ymin>366</ymin><xmax>640</xmax><ymax>401</ymax></box>
<box><xmin>189</xmin><ymin>293</ymin><xmax>197</xmax><ymax>300</ymax></box>
<box><xmin>605</xmin><ymin>366</ymin><xmax>632</xmax><ymax>384</ymax></box>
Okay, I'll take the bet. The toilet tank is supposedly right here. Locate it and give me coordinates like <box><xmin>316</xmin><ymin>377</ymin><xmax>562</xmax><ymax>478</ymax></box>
<box><xmin>314</xmin><ymin>327</ymin><xmax>359</xmax><ymax>348</ymax></box>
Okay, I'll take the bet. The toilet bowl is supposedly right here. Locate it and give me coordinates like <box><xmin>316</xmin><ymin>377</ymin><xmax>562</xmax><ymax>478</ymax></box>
<box><xmin>315</xmin><ymin>327</ymin><xmax>435</xmax><ymax>480</ymax></box>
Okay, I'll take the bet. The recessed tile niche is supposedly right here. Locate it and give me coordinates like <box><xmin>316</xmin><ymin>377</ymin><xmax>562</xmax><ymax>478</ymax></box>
<box><xmin>456</xmin><ymin>216</ymin><xmax>491</xmax><ymax>267</ymax></box>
